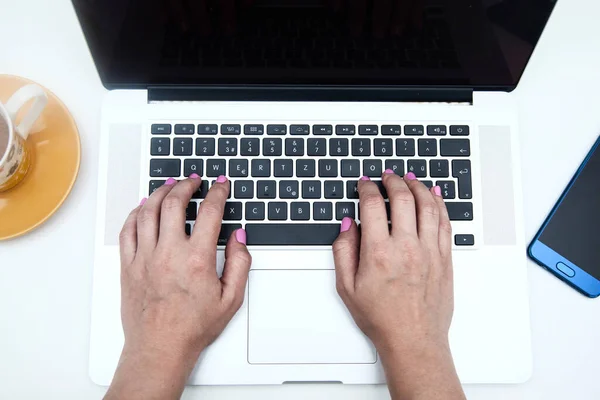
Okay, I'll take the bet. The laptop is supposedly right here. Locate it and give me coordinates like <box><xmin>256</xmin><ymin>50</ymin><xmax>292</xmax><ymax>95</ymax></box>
<box><xmin>76</xmin><ymin>0</ymin><xmax>556</xmax><ymax>385</ymax></box>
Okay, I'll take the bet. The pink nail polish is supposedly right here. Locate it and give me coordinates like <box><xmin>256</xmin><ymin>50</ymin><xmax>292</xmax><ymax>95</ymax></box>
<box><xmin>165</xmin><ymin>177</ymin><xmax>177</xmax><ymax>185</ymax></box>
<box><xmin>340</xmin><ymin>217</ymin><xmax>353</xmax><ymax>233</ymax></box>
<box><xmin>434</xmin><ymin>186</ymin><xmax>442</xmax><ymax>197</ymax></box>
<box><xmin>189</xmin><ymin>173</ymin><xmax>200</xmax><ymax>179</ymax></box>
<box><xmin>405</xmin><ymin>172</ymin><xmax>417</xmax><ymax>181</ymax></box>
<box><xmin>236</xmin><ymin>229</ymin><xmax>247</xmax><ymax>245</ymax></box>
<box><xmin>384</xmin><ymin>169</ymin><xmax>395</xmax><ymax>174</ymax></box>
<box><xmin>216</xmin><ymin>175</ymin><xmax>227</xmax><ymax>183</ymax></box>
<box><xmin>139</xmin><ymin>198</ymin><xmax>147</xmax><ymax>206</ymax></box>
<box><xmin>360</xmin><ymin>176</ymin><xmax>370</xmax><ymax>181</ymax></box>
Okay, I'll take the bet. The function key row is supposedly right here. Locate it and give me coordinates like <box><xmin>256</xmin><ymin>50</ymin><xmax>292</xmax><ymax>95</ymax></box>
<box><xmin>151</xmin><ymin>124</ymin><xmax>470</xmax><ymax>137</ymax></box>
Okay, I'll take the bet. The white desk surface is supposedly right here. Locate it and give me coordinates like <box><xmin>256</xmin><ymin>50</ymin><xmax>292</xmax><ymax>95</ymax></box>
<box><xmin>1</xmin><ymin>0</ymin><xmax>600</xmax><ymax>398</ymax></box>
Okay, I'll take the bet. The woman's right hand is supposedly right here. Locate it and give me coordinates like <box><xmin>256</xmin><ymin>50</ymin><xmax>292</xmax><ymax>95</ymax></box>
<box><xmin>333</xmin><ymin>171</ymin><xmax>465</xmax><ymax>400</ymax></box>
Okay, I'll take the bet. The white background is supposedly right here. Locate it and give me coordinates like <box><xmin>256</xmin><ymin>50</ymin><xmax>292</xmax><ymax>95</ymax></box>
<box><xmin>1</xmin><ymin>0</ymin><xmax>600</xmax><ymax>398</ymax></box>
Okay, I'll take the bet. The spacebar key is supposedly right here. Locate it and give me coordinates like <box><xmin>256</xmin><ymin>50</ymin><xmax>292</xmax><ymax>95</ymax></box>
<box><xmin>246</xmin><ymin>224</ymin><xmax>340</xmax><ymax>245</ymax></box>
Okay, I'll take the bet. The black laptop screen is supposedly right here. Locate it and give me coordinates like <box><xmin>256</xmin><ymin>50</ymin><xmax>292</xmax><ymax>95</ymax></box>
<box><xmin>71</xmin><ymin>0</ymin><xmax>556</xmax><ymax>90</ymax></box>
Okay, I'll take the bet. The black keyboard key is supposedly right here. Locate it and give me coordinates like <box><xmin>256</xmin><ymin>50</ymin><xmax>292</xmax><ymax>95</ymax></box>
<box><xmin>185</xmin><ymin>223</ymin><xmax>192</xmax><ymax>236</ymax></box>
<box><xmin>336</xmin><ymin>125</ymin><xmax>356</xmax><ymax>136</ymax></box>
<box><xmin>229</xmin><ymin>159</ymin><xmax>249</xmax><ymax>177</ymax></box>
<box><xmin>319</xmin><ymin>159</ymin><xmax>338</xmax><ymax>177</ymax></box>
<box><xmin>441</xmin><ymin>139</ymin><xmax>470</xmax><ymax>157</ymax></box>
<box><xmin>450</xmin><ymin>126</ymin><xmax>470</xmax><ymax>136</ymax></box>
<box><xmin>151</xmin><ymin>138</ymin><xmax>170</xmax><ymax>156</ymax></box>
<box><xmin>336</xmin><ymin>202</ymin><xmax>356</xmax><ymax>220</ymax></box>
<box><xmin>291</xmin><ymin>202</ymin><xmax>311</xmax><ymax>221</ymax></box>
<box><xmin>150</xmin><ymin>159</ymin><xmax>181</xmax><ymax>177</ymax></box>
<box><xmin>285</xmin><ymin>138</ymin><xmax>305</xmax><ymax>156</ymax></box>
<box><xmin>192</xmin><ymin>181</ymin><xmax>209</xmax><ymax>199</ymax></box>
<box><xmin>267</xmin><ymin>124</ymin><xmax>287</xmax><ymax>135</ymax></box>
<box><xmin>346</xmin><ymin>181</ymin><xmax>359</xmax><ymax>199</ymax></box>
<box><xmin>186</xmin><ymin>202</ymin><xmax>197</xmax><ymax>221</ymax></box>
<box><xmin>218</xmin><ymin>138</ymin><xmax>238</xmax><ymax>156</ymax></box>
<box><xmin>246</xmin><ymin>224</ymin><xmax>340</xmax><ymax>245</ymax></box>
<box><xmin>341</xmin><ymin>159</ymin><xmax>360</xmax><ymax>177</ymax></box>
<box><xmin>240</xmin><ymin>138</ymin><xmax>260</xmax><ymax>156</ymax></box>
<box><xmin>382</xmin><ymin>125</ymin><xmax>401</xmax><ymax>136</ymax></box>
<box><xmin>175</xmin><ymin>124</ymin><xmax>195</xmax><ymax>135</ymax></box>
<box><xmin>407</xmin><ymin>160</ymin><xmax>427</xmax><ymax>178</ymax></box>
<box><xmin>173</xmin><ymin>138</ymin><xmax>193</xmax><ymax>156</ymax></box>
<box><xmin>446</xmin><ymin>202</ymin><xmax>473</xmax><ymax>221</ymax></box>
<box><xmin>218</xmin><ymin>224</ymin><xmax>243</xmax><ymax>246</ymax></box>
<box><xmin>385</xmin><ymin>160</ymin><xmax>404</xmax><ymax>176</ymax></box>
<box><xmin>352</xmin><ymin>139</ymin><xmax>371</xmax><ymax>156</ymax></box>
<box><xmin>149</xmin><ymin>180</ymin><xmax>166</xmax><ymax>195</ymax></box>
<box><xmin>184</xmin><ymin>159</ymin><xmax>203</xmax><ymax>177</ymax></box>
<box><xmin>418</xmin><ymin>139</ymin><xmax>437</xmax><ymax>157</ymax></box>
<box><xmin>436</xmin><ymin>180</ymin><xmax>456</xmax><ymax>199</ymax></box>
<box><xmin>422</xmin><ymin>180</ymin><xmax>433</xmax><ymax>189</ymax></box>
<box><xmin>206</xmin><ymin>159</ymin><xmax>226</xmax><ymax>177</ymax></box>
<box><xmin>374</xmin><ymin>139</ymin><xmax>393</xmax><ymax>157</ymax></box>
<box><xmin>373</xmin><ymin>180</ymin><xmax>388</xmax><ymax>198</ymax></box>
<box><xmin>396</xmin><ymin>139</ymin><xmax>416</xmax><ymax>156</ymax></box>
<box><xmin>329</xmin><ymin>139</ymin><xmax>349</xmax><ymax>156</ymax></box>
<box><xmin>221</xmin><ymin>124</ymin><xmax>241</xmax><ymax>135</ymax></box>
<box><xmin>455</xmin><ymin>234</ymin><xmax>475</xmax><ymax>246</ymax></box>
<box><xmin>268</xmin><ymin>202</ymin><xmax>288</xmax><ymax>220</ymax></box>
<box><xmin>257</xmin><ymin>180</ymin><xmax>277</xmax><ymax>199</ymax></box>
<box><xmin>246</xmin><ymin>202</ymin><xmax>266</xmax><ymax>221</ymax></box>
<box><xmin>279</xmin><ymin>181</ymin><xmax>299</xmax><ymax>199</ymax></box>
<box><xmin>151</xmin><ymin>124</ymin><xmax>171</xmax><ymax>135</ymax></box>
<box><xmin>223</xmin><ymin>202</ymin><xmax>243</xmax><ymax>220</ymax></box>
<box><xmin>307</xmin><ymin>138</ymin><xmax>327</xmax><ymax>156</ymax></box>
<box><xmin>251</xmin><ymin>159</ymin><xmax>271</xmax><ymax>177</ymax></box>
<box><xmin>363</xmin><ymin>159</ymin><xmax>382</xmax><ymax>177</ymax></box>
<box><xmin>359</xmin><ymin>125</ymin><xmax>378</xmax><ymax>136</ymax></box>
<box><xmin>313</xmin><ymin>203</ymin><xmax>333</xmax><ymax>221</ymax></box>
<box><xmin>297</xmin><ymin>160</ymin><xmax>316</xmax><ymax>178</ymax></box>
<box><xmin>244</xmin><ymin>124</ymin><xmax>264</xmax><ymax>135</ymax></box>
<box><xmin>405</xmin><ymin>125</ymin><xmax>424</xmax><ymax>136</ymax></box>
<box><xmin>263</xmin><ymin>138</ymin><xmax>283</xmax><ymax>156</ymax></box>
<box><xmin>274</xmin><ymin>159</ymin><xmax>293</xmax><ymax>177</ymax></box>
<box><xmin>290</xmin><ymin>124</ymin><xmax>310</xmax><ymax>135</ymax></box>
<box><xmin>302</xmin><ymin>181</ymin><xmax>322</xmax><ymax>199</ymax></box>
<box><xmin>196</xmin><ymin>138</ymin><xmax>216</xmax><ymax>156</ymax></box>
<box><xmin>430</xmin><ymin>160</ymin><xmax>450</xmax><ymax>178</ymax></box>
<box><xmin>452</xmin><ymin>160</ymin><xmax>473</xmax><ymax>199</ymax></box>
<box><xmin>234</xmin><ymin>181</ymin><xmax>254</xmax><ymax>199</ymax></box>
<box><xmin>313</xmin><ymin>125</ymin><xmax>333</xmax><ymax>135</ymax></box>
<box><xmin>324</xmin><ymin>181</ymin><xmax>344</xmax><ymax>199</ymax></box>
<box><xmin>427</xmin><ymin>125</ymin><xmax>447</xmax><ymax>136</ymax></box>
<box><xmin>197</xmin><ymin>124</ymin><xmax>218</xmax><ymax>135</ymax></box>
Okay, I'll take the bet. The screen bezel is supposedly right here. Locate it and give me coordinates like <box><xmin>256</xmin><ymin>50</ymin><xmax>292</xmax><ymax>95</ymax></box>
<box><xmin>528</xmin><ymin>136</ymin><xmax>600</xmax><ymax>298</ymax></box>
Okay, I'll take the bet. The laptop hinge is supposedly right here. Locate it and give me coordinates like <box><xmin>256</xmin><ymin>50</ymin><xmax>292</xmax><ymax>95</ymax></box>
<box><xmin>148</xmin><ymin>86</ymin><xmax>473</xmax><ymax>104</ymax></box>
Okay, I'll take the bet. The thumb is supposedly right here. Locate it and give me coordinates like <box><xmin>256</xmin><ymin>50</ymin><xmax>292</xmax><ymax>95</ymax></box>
<box><xmin>333</xmin><ymin>217</ymin><xmax>360</xmax><ymax>297</ymax></box>
<box><xmin>221</xmin><ymin>229</ymin><xmax>252</xmax><ymax>310</ymax></box>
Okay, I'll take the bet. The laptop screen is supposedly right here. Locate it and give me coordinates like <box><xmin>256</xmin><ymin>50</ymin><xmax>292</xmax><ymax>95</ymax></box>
<box><xmin>72</xmin><ymin>0</ymin><xmax>556</xmax><ymax>90</ymax></box>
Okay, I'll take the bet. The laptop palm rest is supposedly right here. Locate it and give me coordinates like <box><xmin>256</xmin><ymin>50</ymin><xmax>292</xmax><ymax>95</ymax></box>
<box><xmin>248</xmin><ymin>269</ymin><xmax>376</xmax><ymax>365</ymax></box>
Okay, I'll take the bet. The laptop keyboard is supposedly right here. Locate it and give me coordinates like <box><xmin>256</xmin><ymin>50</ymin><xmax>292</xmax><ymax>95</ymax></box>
<box><xmin>149</xmin><ymin>123</ymin><xmax>474</xmax><ymax>246</ymax></box>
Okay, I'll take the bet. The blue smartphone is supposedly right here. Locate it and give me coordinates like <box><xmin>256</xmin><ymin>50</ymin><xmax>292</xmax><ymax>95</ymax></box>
<box><xmin>528</xmin><ymin>136</ymin><xmax>600</xmax><ymax>298</ymax></box>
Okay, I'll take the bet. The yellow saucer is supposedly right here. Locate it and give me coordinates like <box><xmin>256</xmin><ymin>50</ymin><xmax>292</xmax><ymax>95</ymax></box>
<box><xmin>0</xmin><ymin>75</ymin><xmax>81</xmax><ymax>240</ymax></box>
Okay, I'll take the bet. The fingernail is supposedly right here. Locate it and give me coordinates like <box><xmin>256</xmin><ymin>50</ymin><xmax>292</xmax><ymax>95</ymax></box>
<box><xmin>189</xmin><ymin>173</ymin><xmax>200</xmax><ymax>179</ymax></box>
<box><xmin>235</xmin><ymin>229</ymin><xmax>247</xmax><ymax>245</ymax></box>
<box><xmin>384</xmin><ymin>169</ymin><xmax>395</xmax><ymax>175</ymax></box>
<box><xmin>216</xmin><ymin>175</ymin><xmax>227</xmax><ymax>183</ymax></box>
<box><xmin>139</xmin><ymin>198</ymin><xmax>147</xmax><ymax>206</ymax></box>
<box><xmin>165</xmin><ymin>177</ymin><xmax>177</xmax><ymax>186</ymax></box>
<box><xmin>434</xmin><ymin>186</ymin><xmax>442</xmax><ymax>197</ymax></box>
<box><xmin>340</xmin><ymin>217</ymin><xmax>353</xmax><ymax>233</ymax></box>
<box><xmin>360</xmin><ymin>176</ymin><xmax>370</xmax><ymax>181</ymax></box>
<box><xmin>405</xmin><ymin>172</ymin><xmax>417</xmax><ymax>181</ymax></box>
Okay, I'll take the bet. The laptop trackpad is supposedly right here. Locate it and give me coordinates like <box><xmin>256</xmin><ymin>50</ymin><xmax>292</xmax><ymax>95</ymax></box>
<box><xmin>248</xmin><ymin>269</ymin><xmax>377</xmax><ymax>364</ymax></box>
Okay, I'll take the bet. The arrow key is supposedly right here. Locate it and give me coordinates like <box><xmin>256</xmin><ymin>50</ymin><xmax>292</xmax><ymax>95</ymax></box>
<box><xmin>455</xmin><ymin>234</ymin><xmax>475</xmax><ymax>246</ymax></box>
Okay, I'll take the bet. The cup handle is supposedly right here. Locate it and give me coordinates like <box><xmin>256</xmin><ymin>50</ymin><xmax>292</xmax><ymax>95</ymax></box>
<box><xmin>5</xmin><ymin>84</ymin><xmax>49</xmax><ymax>140</ymax></box>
